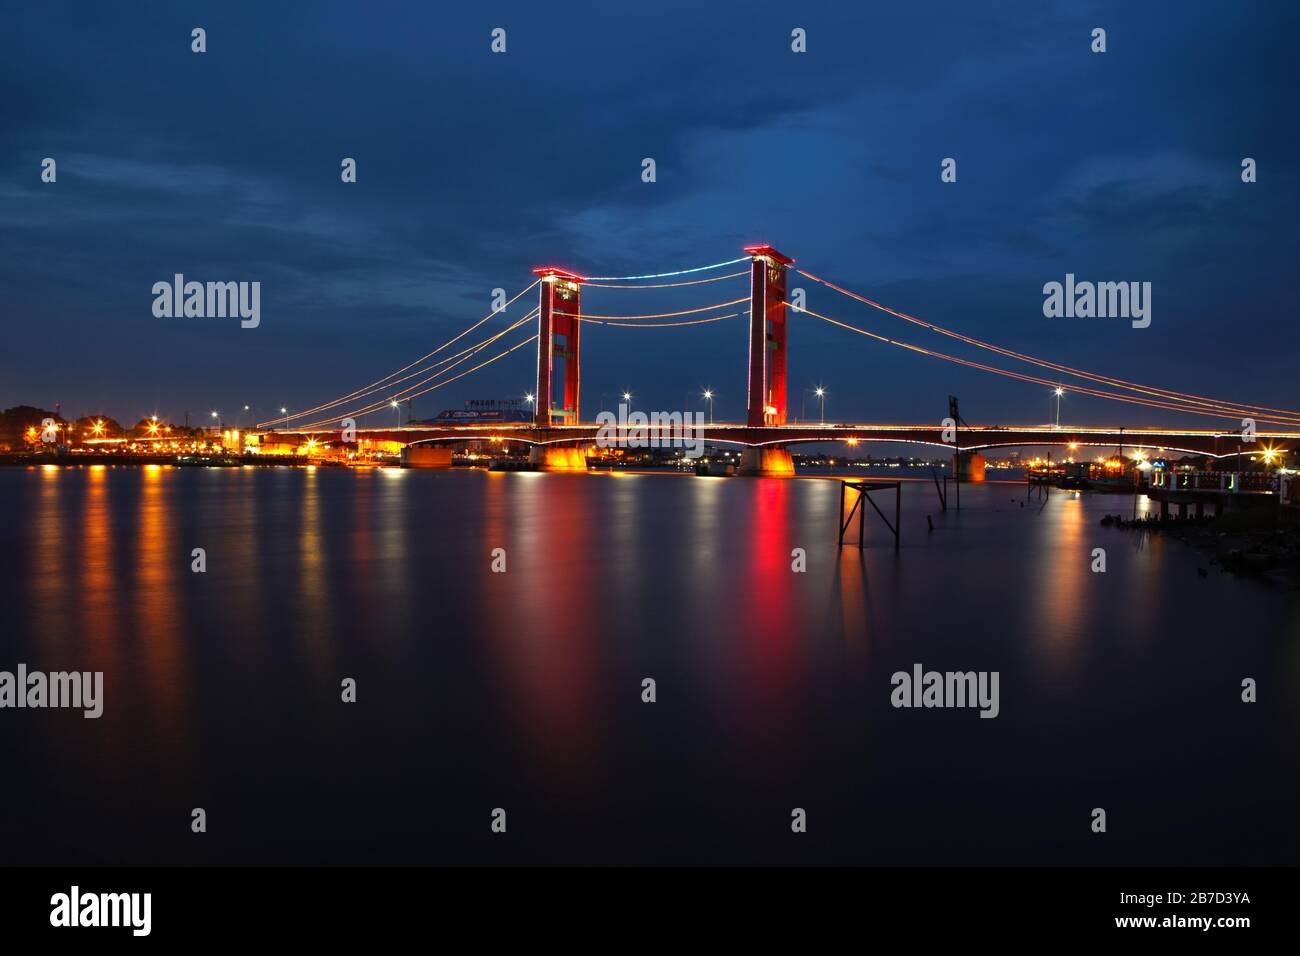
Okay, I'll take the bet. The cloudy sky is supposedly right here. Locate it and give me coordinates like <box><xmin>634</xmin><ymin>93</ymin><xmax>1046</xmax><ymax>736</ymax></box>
<box><xmin>2</xmin><ymin>1</ymin><xmax>1296</xmax><ymax>429</ymax></box>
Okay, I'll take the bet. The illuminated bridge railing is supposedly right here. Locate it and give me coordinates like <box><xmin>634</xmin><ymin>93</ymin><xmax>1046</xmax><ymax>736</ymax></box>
<box><xmin>1150</xmin><ymin>470</ymin><xmax>1281</xmax><ymax>494</ymax></box>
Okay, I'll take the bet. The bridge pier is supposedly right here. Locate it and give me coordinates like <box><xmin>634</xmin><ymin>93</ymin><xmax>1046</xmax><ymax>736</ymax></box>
<box><xmin>1150</xmin><ymin>490</ymin><xmax>1229</xmax><ymax>520</ymax></box>
<box><xmin>402</xmin><ymin>446</ymin><xmax>454</xmax><ymax>469</ymax></box>
<box><xmin>953</xmin><ymin>451</ymin><xmax>986</xmax><ymax>482</ymax></box>
<box><xmin>530</xmin><ymin>445</ymin><xmax>593</xmax><ymax>472</ymax></box>
<box><xmin>738</xmin><ymin>446</ymin><xmax>795</xmax><ymax>477</ymax></box>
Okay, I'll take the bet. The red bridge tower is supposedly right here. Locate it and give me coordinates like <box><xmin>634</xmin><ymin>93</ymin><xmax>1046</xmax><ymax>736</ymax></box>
<box><xmin>745</xmin><ymin>244</ymin><xmax>794</xmax><ymax>427</ymax></box>
<box><xmin>533</xmin><ymin>267</ymin><xmax>585</xmax><ymax>426</ymax></box>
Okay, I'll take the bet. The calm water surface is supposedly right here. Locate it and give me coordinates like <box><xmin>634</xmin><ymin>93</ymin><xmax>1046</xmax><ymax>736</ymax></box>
<box><xmin>2</xmin><ymin>464</ymin><xmax>1297</xmax><ymax>865</ymax></box>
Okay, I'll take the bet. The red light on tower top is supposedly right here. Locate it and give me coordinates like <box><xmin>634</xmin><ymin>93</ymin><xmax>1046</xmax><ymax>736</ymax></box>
<box><xmin>743</xmin><ymin>244</ymin><xmax>794</xmax><ymax>265</ymax></box>
<box><xmin>532</xmin><ymin>266</ymin><xmax>587</xmax><ymax>283</ymax></box>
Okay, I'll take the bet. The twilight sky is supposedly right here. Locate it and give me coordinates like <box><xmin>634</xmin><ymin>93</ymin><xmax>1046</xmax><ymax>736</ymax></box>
<box><xmin>2</xmin><ymin>1</ymin><xmax>1297</xmax><ymax>430</ymax></box>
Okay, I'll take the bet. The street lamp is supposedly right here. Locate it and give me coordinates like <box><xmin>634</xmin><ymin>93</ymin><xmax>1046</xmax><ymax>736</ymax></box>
<box><xmin>815</xmin><ymin>386</ymin><xmax>826</xmax><ymax>424</ymax></box>
<box><xmin>622</xmin><ymin>390</ymin><xmax>632</xmax><ymax>412</ymax></box>
<box><xmin>703</xmin><ymin>389</ymin><xmax>714</xmax><ymax>425</ymax></box>
<box><xmin>1053</xmin><ymin>387</ymin><xmax>1064</xmax><ymax>429</ymax></box>
<box><xmin>390</xmin><ymin>399</ymin><xmax>401</xmax><ymax>427</ymax></box>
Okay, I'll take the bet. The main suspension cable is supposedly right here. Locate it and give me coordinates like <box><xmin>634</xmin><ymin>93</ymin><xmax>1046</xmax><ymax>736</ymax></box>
<box><xmin>296</xmin><ymin>313</ymin><xmax>537</xmax><ymax>428</ymax></box>
<box><xmin>795</xmin><ymin>302</ymin><xmax>1300</xmax><ymax>427</ymax></box>
<box><xmin>591</xmin><ymin>311</ymin><xmax>744</xmax><ymax>328</ymax></box>
<box><xmin>583</xmin><ymin>271</ymin><xmax>748</xmax><ymax>289</ymax></box>
<box><xmin>796</xmin><ymin>268</ymin><xmax>1300</xmax><ymax>421</ymax></box>
<box><xmin>259</xmin><ymin>280</ymin><xmax>540</xmax><ymax>427</ymax></box>
<box><xmin>583</xmin><ymin>257</ymin><xmax>749</xmax><ymax>282</ymax></box>
<box><xmin>292</xmin><ymin>307</ymin><xmax>540</xmax><ymax>423</ymax></box>
<box><xmin>556</xmin><ymin>297</ymin><xmax>749</xmax><ymax>321</ymax></box>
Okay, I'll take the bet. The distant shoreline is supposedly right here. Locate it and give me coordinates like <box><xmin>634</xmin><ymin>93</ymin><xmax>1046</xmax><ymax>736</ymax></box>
<box><xmin>0</xmin><ymin>453</ymin><xmax>1026</xmax><ymax>481</ymax></box>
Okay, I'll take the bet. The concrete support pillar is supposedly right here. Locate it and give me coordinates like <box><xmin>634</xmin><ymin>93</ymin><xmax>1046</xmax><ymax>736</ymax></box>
<box><xmin>1160</xmin><ymin>499</ymin><xmax>1170</xmax><ymax>520</ymax></box>
<box><xmin>738</xmin><ymin>446</ymin><xmax>795</xmax><ymax>477</ymax></box>
<box><xmin>1177</xmin><ymin>501</ymin><xmax>1188</xmax><ymax>519</ymax></box>
<box><xmin>529</xmin><ymin>445</ymin><xmax>592</xmax><ymax>472</ymax></box>
<box><xmin>953</xmin><ymin>451</ymin><xmax>986</xmax><ymax>482</ymax></box>
<box><xmin>402</xmin><ymin>446</ymin><xmax>453</xmax><ymax>469</ymax></box>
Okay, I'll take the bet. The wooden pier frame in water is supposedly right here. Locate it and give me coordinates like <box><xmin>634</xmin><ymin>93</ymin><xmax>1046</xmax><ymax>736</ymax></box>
<box><xmin>931</xmin><ymin>467</ymin><xmax>948</xmax><ymax>511</ymax></box>
<box><xmin>1026</xmin><ymin>469</ymin><xmax>1054</xmax><ymax>500</ymax></box>
<box><xmin>839</xmin><ymin>479</ymin><xmax>901</xmax><ymax>551</ymax></box>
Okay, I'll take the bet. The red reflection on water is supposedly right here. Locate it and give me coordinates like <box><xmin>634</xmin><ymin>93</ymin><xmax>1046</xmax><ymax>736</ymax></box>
<box><xmin>480</xmin><ymin>473</ymin><xmax>608</xmax><ymax>792</ymax></box>
<box><xmin>727</xmin><ymin>478</ymin><xmax>801</xmax><ymax>751</ymax></box>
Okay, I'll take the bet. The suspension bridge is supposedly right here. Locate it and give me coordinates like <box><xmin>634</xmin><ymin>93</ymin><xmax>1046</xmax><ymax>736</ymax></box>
<box><xmin>260</xmin><ymin>245</ymin><xmax>1299</xmax><ymax>476</ymax></box>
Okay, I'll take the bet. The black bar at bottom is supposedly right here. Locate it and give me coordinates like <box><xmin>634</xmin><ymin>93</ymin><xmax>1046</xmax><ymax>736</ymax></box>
<box><xmin>0</xmin><ymin>866</ymin><xmax>1280</xmax><ymax>942</ymax></box>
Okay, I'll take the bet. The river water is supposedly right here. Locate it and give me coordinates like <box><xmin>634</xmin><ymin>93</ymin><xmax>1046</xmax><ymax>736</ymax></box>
<box><xmin>1</xmin><ymin>464</ymin><xmax>1296</xmax><ymax>864</ymax></box>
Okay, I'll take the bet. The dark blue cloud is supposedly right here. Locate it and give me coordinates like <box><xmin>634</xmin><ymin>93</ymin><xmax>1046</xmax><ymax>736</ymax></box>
<box><xmin>2</xmin><ymin>1</ymin><xmax>1296</xmax><ymax>428</ymax></box>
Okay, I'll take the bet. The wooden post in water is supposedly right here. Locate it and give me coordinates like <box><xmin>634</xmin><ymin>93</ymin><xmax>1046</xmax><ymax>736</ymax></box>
<box><xmin>949</xmin><ymin>395</ymin><xmax>962</xmax><ymax>511</ymax></box>
<box><xmin>895</xmin><ymin>480</ymin><xmax>900</xmax><ymax>548</ymax></box>
<box><xmin>839</xmin><ymin>480</ymin><xmax>901</xmax><ymax>552</ymax></box>
<box><xmin>931</xmin><ymin>467</ymin><xmax>948</xmax><ymax>511</ymax></box>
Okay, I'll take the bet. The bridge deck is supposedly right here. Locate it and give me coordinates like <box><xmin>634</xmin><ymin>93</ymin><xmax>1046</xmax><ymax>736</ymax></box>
<box><xmin>267</xmin><ymin>423</ymin><xmax>1297</xmax><ymax>458</ymax></box>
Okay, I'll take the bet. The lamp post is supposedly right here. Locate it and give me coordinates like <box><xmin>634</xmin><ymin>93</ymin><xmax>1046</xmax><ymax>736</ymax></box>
<box><xmin>390</xmin><ymin>400</ymin><xmax>401</xmax><ymax>428</ymax></box>
<box><xmin>815</xmin><ymin>386</ymin><xmax>826</xmax><ymax>424</ymax></box>
<box><xmin>1262</xmin><ymin>448</ymin><xmax>1277</xmax><ymax>485</ymax></box>
<box><xmin>703</xmin><ymin>389</ymin><xmax>714</xmax><ymax>425</ymax></box>
<box><xmin>1053</xmin><ymin>387</ymin><xmax>1064</xmax><ymax>429</ymax></box>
